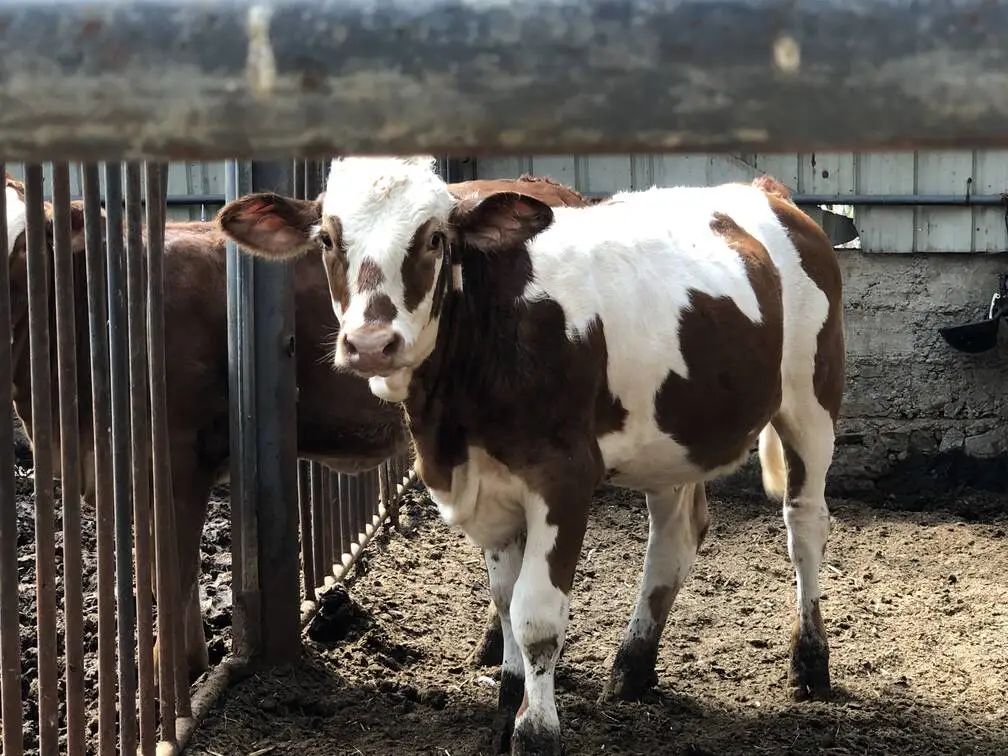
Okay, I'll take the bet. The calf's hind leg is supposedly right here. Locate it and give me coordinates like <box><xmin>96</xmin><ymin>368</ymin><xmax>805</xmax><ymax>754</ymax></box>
<box><xmin>773</xmin><ymin>402</ymin><xmax>835</xmax><ymax>700</ymax></box>
<box><xmin>602</xmin><ymin>483</ymin><xmax>709</xmax><ymax>701</ymax></box>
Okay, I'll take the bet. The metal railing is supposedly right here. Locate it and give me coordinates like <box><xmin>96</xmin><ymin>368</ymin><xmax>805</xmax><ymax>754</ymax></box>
<box><xmin>0</xmin><ymin>161</ymin><xmax>414</xmax><ymax>755</ymax></box>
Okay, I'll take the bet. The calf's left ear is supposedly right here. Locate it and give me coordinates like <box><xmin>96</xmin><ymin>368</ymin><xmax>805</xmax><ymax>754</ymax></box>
<box><xmin>451</xmin><ymin>192</ymin><xmax>554</xmax><ymax>254</ymax></box>
<box><xmin>216</xmin><ymin>192</ymin><xmax>322</xmax><ymax>258</ymax></box>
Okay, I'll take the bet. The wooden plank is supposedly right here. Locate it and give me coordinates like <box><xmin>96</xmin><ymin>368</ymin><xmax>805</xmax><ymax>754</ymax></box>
<box><xmin>856</xmin><ymin>151</ymin><xmax>915</xmax><ymax>254</ymax></box>
<box><xmin>916</xmin><ymin>150</ymin><xmax>974</xmax><ymax>253</ymax></box>
<box><xmin>972</xmin><ymin>149</ymin><xmax>1008</xmax><ymax>253</ymax></box>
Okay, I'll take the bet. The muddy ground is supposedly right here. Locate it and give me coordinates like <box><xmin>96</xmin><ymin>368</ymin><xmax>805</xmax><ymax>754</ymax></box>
<box><xmin>9</xmin><ymin>463</ymin><xmax>233</xmax><ymax>755</ymax></box>
<box><xmin>186</xmin><ymin>484</ymin><xmax>1008</xmax><ymax>756</ymax></box>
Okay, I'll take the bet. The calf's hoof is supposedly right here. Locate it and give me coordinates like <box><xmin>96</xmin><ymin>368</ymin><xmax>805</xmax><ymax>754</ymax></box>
<box><xmin>789</xmin><ymin>634</ymin><xmax>831</xmax><ymax>701</ymax></box>
<box><xmin>599</xmin><ymin>639</ymin><xmax>659</xmax><ymax>702</ymax></box>
<box><xmin>511</xmin><ymin>717</ymin><xmax>562</xmax><ymax>756</ymax></box>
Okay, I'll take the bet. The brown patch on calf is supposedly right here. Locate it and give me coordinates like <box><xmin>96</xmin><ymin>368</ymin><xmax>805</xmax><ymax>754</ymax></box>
<box><xmin>768</xmin><ymin>197</ymin><xmax>845</xmax><ymax>422</ymax></box>
<box><xmin>752</xmin><ymin>175</ymin><xmax>794</xmax><ymax>202</ymax></box>
<box><xmin>647</xmin><ymin>585</ymin><xmax>674</xmax><ymax>626</ymax></box>
<box><xmin>401</xmin><ymin>219</ymin><xmax>439</xmax><ymax>312</ymax></box>
<box><xmin>362</xmin><ymin>293</ymin><xmax>397</xmax><ymax>323</ymax></box>
<box><xmin>654</xmin><ymin>214</ymin><xmax>783</xmax><ymax>470</ymax></box>
<box><xmin>783</xmin><ymin>442</ymin><xmax>806</xmax><ymax>499</ymax></box>
<box><xmin>356</xmin><ymin>258</ymin><xmax>384</xmax><ymax>292</ymax></box>
<box><xmin>584</xmin><ymin>317</ymin><xmax>627</xmax><ymax>436</ymax></box>
<box><xmin>320</xmin><ymin>217</ymin><xmax>349</xmax><ymax>311</ymax></box>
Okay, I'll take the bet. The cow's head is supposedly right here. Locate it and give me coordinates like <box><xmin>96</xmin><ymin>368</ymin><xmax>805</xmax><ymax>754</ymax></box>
<box><xmin>217</xmin><ymin>157</ymin><xmax>553</xmax><ymax>402</ymax></box>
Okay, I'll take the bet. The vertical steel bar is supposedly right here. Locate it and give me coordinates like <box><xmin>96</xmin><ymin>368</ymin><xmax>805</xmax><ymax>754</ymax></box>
<box><xmin>249</xmin><ymin>160</ymin><xmax>300</xmax><ymax>663</ymax></box>
<box><xmin>25</xmin><ymin>165</ymin><xmax>59</xmax><ymax>756</ymax></box>
<box><xmin>333</xmin><ymin>472</ymin><xmax>345</xmax><ymax>566</ymax></box>
<box><xmin>52</xmin><ymin>163</ymin><xmax>86</xmax><ymax>756</ymax></box>
<box><xmin>0</xmin><ymin>166</ymin><xmax>24</xmax><ymax>756</ymax></box>
<box><xmin>339</xmin><ymin>473</ymin><xmax>352</xmax><ymax>565</ymax></box>
<box><xmin>145</xmin><ymin>162</ymin><xmax>176</xmax><ymax>743</ymax></box>
<box><xmin>83</xmin><ymin>162</ymin><xmax>117</xmax><ymax>756</ymax></box>
<box><xmin>293</xmin><ymin>160</ymin><xmax>306</xmax><ymax>202</ymax></box>
<box><xmin>319</xmin><ymin>469</ymin><xmax>333</xmax><ymax>578</ymax></box>
<box><xmin>225</xmin><ymin>160</ymin><xmax>260</xmax><ymax>660</ymax></box>
<box><xmin>125</xmin><ymin>163</ymin><xmax>156</xmax><ymax>756</ymax></box>
<box><xmin>297</xmin><ymin>460</ymin><xmax>315</xmax><ymax>599</ymax></box>
<box><xmin>309</xmin><ymin>461</ymin><xmax>324</xmax><ymax>588</ymax></box>
<box><xmin>105</xmin><ymin>160</ymin><xmax>140</xmax><ymax>756</ymax></box>
<box><xmin>328</xmin><ymin>470</ymin><xmax>339</xmax><ymax>572</ymax></box>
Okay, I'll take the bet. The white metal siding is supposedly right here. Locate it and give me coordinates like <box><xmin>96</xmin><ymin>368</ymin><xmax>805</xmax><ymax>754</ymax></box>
<box><xmin>474</xmin><ymin>151</ymin><xmax>1008</xmax><ymax>254</ymax></box>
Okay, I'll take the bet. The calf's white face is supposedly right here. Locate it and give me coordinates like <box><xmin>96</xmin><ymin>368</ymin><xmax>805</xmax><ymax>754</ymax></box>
<box><xmin>319</xmin><ymin>156</ymin><xmax>454</xmax><ymax>402</ymax></box>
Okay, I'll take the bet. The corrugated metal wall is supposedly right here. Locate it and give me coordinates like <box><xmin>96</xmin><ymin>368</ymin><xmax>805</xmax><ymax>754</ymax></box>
<box><xmin>7</xmin><ymin>153</ymin><xmax>1008</xmax><ymax>253</ymax></box>
<box><xmin>4</xmin><ymin>162</ymin><xmax>226</xmax><ymax>221</ymax></box>
<box><xmin>476</xmin><ymin>151</ymin><xmax>1008</xmax><ymax>254</ymax></box>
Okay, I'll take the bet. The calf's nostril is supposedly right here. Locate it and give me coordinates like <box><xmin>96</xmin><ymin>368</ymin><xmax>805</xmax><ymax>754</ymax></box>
<box><xmin>382</xmin><ymin>334</ymin><xmax>402</xmax><ymax>357</ymax></box>
<box><xmin>344</xmin><ymin>337</ymin><xmax>358</xmax><ymax>356</ymax></box>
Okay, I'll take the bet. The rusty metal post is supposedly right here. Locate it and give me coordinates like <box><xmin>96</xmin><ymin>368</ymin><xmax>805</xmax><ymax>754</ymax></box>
<box><xmin>105</xmin><ymin>160</ymin><xmax>141</xmax><ymax>756</ymax></box>
<box><xmin>145</xmin><ymin>162</ymin><xmax>177</xmax><ymax>744</ymax></box>
<box><xmin>24</xmin><ymin>164</ymin><xmax>60</xmax><ymax>756</ymax></box>
<box><xmin>297</xmin><ymin>460</ymin><xmax>315</xmax><ymax>599</ymax></box>
<box><xmin>226</xmin><ymin>159</ymin><xmax>300</xmax><ymax>665</ymax></box>
<box><xmin>225</xmin><ymin>158</ymin><xmax>260</xmax><ymax>661</ymax></box>
<box><xmin>309</xmin><ymin>461</ymin><xmax>325</xmax><ymax>588</ymax></box>
<box><xmin>320</xmin><ymin>469</ymin><xmax>334</xmax><ymax>579</ymax></box>
<box><xmin>327</xmin><ymin>470</ymin><xmax>339</xmax><ymax>572</ymax></box>
<box><xmin>0</xmin><ymin>165</ymin><xmax>24</xmax><ymax>756</ymax></box>
<box><xmin>51</xmin><ymin>162</ymin><xmax>86</xmax><ymax>756</ymax></box>
<box><xmin>82</xmin><ymin>162</ymin><xmax>117</xmax><ymax>756</ymax></box>
<box><xmin>124</xmin><ymin>162</ymin><xmax>156</xmax><ymax>756</ymax></box>
<box><xmin>340</xmin><ymin>473</ymin><xmax>353</xmax><ymax>564</ymax></box>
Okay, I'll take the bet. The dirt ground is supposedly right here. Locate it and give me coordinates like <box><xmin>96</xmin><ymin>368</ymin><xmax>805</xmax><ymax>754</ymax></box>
<box><xmin>187</xmin><ymin>484</ymin><xmax>1008</xmax><ymax>756</ymax></box>
<box><xmin>9</xmin><ymin>464</ymin><xmax>233</xmax><ymax>755</ymax></box>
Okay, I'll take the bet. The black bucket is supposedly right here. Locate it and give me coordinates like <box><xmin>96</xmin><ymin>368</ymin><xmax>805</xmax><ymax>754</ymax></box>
<box><xmin>939</xmin><ymin>317</ymin><xmax>1000</xmax><ymax>353</ymax></box>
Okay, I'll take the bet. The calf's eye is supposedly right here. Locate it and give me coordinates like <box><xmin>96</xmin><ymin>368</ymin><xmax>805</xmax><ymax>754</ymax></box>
<box><xmin>429</xmin><ymin>231</ymin><xmax>445</xmax><ymax>251</ymax></box>
<box><xmin>318</xmin><ymin>230</ymin><xmax>333</xmax><ymax>250</ymax></box>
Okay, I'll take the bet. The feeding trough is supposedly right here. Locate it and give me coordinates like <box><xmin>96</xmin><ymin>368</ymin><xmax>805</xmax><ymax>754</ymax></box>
<box><xmin>940</xmin><ymin>274</ymin><xmax>1008</xmax><ymax>353</ymax></box>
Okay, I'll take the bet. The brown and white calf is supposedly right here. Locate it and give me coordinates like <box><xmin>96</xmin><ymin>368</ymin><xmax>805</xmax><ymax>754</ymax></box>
<box><xmin>5</xmin><ymin>171</ymin><xmax>590</xmax><ymax>679</ymax></box>
<box><xmin>219</xmin><ymin>157</ymin><xmax>844</xmax><ymax>755</ymax></box>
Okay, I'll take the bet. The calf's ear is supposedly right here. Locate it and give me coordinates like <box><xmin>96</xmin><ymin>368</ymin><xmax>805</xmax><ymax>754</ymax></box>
<box><xmin>451</xmin><ymin>191</ymin><xmax>553</xmax><ymax>254</ymax></box>
<box><xmin>216</xmin><ymin>192</ymin><xmax>322</xmax><ymax>258</ymax></box>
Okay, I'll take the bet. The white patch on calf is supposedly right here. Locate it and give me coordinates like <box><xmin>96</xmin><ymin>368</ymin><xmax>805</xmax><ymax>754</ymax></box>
<box><xmin>5</xmin><ymin>186</ymin><xmax>27</xmax><ymax>254</ymax></box>
<box><xmin>427</xmin><ymin>446</ymin><xmax>526</xmax><ymax>550</ymax></box>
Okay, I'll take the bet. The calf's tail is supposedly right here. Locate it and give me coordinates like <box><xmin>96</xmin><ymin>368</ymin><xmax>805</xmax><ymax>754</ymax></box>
<box><xmin>758</xmin><ymin>424</ymin><xmax>786</xmax><ymax>499</ymax></box>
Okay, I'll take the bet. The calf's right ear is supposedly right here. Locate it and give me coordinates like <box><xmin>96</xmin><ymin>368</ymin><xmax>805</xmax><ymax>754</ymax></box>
<box><xmin>216</xmin><ymin>192</ymin><xmax>322</xmax><ymax>258</ymax></box>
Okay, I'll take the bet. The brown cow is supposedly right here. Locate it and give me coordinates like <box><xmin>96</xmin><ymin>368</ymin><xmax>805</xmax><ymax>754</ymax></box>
<box><xmin>218</xmin><ymin>157</ymin><xmax>844</xmax><ymax>755</ymax></box>
<box><xmin>5</xmin><ymin>172</ymin><xmax>592</xmax><ymax>678</ymax></box>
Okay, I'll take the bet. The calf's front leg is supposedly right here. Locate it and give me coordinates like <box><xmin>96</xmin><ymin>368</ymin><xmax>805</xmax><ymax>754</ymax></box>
<box><xmin>509</xmin><ymin>492</ymin><xmax>588</xmax><ymax>756</ymax></box>
<box><xmin>485</xmin><ymin>538</ymin><xmax>525</xmax><ymax>752</ymax></box>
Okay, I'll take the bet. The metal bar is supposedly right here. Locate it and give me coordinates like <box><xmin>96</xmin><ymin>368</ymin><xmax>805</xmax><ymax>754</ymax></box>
<box><xmin>225</xmin><ymin>159</ymin><xmax>261</xmax><ymax>661</ymax></box>
<box><xmin>319</xmin><ymin>469</ymin><xmax>333</xmax><ymax>579</ymax></box>
<box><xmin>249</xmin><ymin>160</ymin><xmax>301</xmax><ymax>664</ymax></box>
<box><xmin>338</xmin><ymin>473</ymin><xmax>351</xmax><ymax>567</ymax></box>
<box><xmin>297</xmin><ymin>460</ymin><xmax>315</xmax><ymax>599</ymax></box>
<box><xmin>0</xmin><ymin>165</ymin><xmax>24</xmax><ymax>756</ymax></box>
<box><xmin>105</xmin><ymin>161</ymin><xmax>140</xmax><ymax>756</ymax></box>
<box><xmin>5</xmin><ymin>1</ymin><xmax>1008</xmax><ymax>158</ymax></box>
<box><xmin>145</xmin><ymin>162</ymin><xmax>177</xmax><ymax>744</ymax></box>
<box><xmin>83</xmin><ymin>162</ymin><xmax>117</xmax><ymax>756</ymax></box>
<box><xmin>793</xmin><ymin>193</ymin><xmax>1008</xmax><ymax>206</ymax></box>
<box><xmin>125</xmin><ymin>162</ymin><xmax>156</xmax><ymax>756</ymax></box>
<box><xmin>25</xmin><ymin>164</ymin><xmax>60</xmax><ymax>756</ymax></box>
<box><xmin>309</xmin><ymin>461</ymin><xmax>325</xmax><ymax>589</ymax></box>
<box><xmin>332</xmin><ymin>471</ymin><xmax>342</xmax><ymax>568</ymax></box>
<box><xmin>52</xmin><ymin>162</ymin><xmax>86</xmax><ymax>756</ymax></box>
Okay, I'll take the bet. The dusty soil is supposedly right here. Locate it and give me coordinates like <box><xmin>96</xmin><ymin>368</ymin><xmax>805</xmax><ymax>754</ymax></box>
<box><xmin>9</xmin><ymin>464</ymin><xmax>233</xmax><ymax>756</ymax></box>
<box><xmin>188</xmin><ymin>484</ymin><xmax>1008</xmax><ymax>756</ymax></box>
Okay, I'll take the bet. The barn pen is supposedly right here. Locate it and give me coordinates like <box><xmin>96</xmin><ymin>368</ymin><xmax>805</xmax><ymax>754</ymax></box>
<box><xmin>1</xmin><ymin>0</ymin><xmax>1008</xmax><ymax>754</ymax></box>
